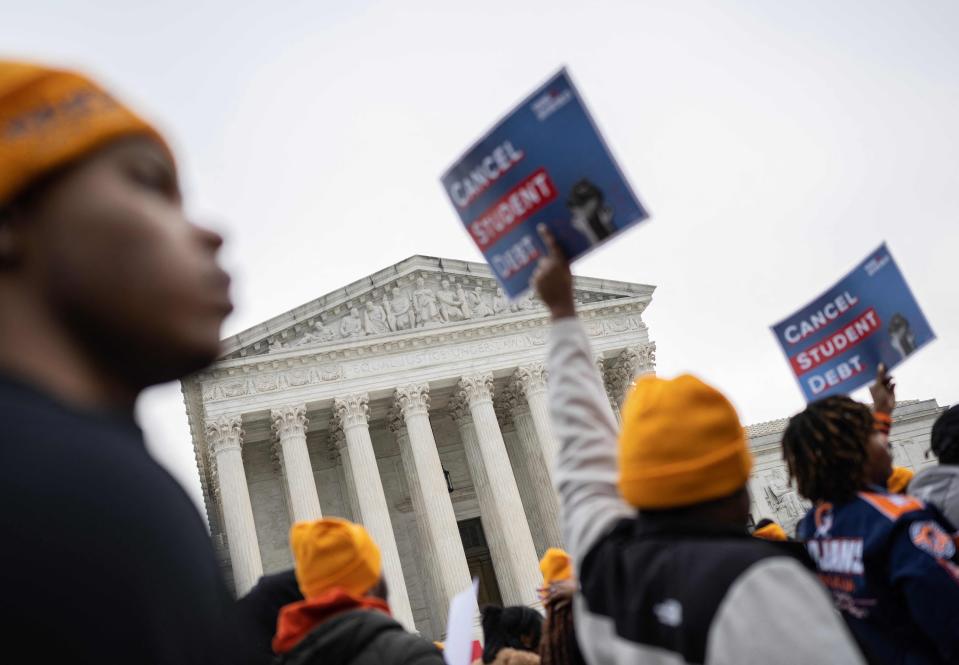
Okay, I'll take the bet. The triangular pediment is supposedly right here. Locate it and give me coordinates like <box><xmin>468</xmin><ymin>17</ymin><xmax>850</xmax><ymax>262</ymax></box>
<box><xmin>220</xmin><ymin>255</ymin><xmax>654</xmax><ymax>360</ymax></box>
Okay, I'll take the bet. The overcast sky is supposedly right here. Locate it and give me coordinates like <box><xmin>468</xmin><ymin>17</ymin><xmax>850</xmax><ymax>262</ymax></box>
<box><xmin>5</xmin><ymin>0</ymin><xmax>957</xmax><ymax>511</ymax></box>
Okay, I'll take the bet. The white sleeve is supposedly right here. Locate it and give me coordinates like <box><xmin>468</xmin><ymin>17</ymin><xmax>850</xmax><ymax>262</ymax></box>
<box><xmin>547</xmin><ymin>317</ymin><xmax>633</xmax><ymax>565</ymax></box>
<box><xmin>706</xmin><ymin>558</ymin><xmax>865</xmax><ymax>665</ymax></box>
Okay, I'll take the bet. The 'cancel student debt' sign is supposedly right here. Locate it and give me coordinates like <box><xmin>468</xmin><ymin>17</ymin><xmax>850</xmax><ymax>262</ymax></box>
<box><xmin>441</xmin><ymin>67</ymin><xmax>647</xmax><ymax>298</ymax></box>
<box><xmin>772</xmin><ymin>243</ymin><xmax>935</xmax><ymax>402</ymax></box>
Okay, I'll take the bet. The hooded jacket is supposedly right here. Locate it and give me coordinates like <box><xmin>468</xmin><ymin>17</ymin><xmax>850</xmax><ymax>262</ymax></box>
<box><xmin>546</xmin><ymin>318</ymin><xmax>865</xmax><ymax>665</ymax></box>
<box><xmin>273</xmin><ymin>589</ymin><xmax>442</xmax><ymax>665</ymax></box>
<box><xmin>909</xmin><ymin>465</ymin><xmax>959</xmax><ymax>530</ymax></box>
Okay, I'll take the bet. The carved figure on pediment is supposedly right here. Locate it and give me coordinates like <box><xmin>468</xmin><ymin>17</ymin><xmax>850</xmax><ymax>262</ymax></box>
<box><xmin>339</xmin><ymin>307</ymin><xmax>365</xmax><ymax>338</ymax></box>
<box><xmin>513</xmin><ymin>291</ymin><xmax>537</xmax><ymax>312</ymax></box>
<box><xmin>313</xmin><ymin>320</ymin><xmax>336</xmax><ymax>342</ymax></box>
<box><xmin>363</xmin><ymin>301</ymin><xmax>390</xmax><ymax>335</ymax></box>
<box><xmin>764</xmin><ymin>469</ymin><xmax>805</xmax><ymax>523</ymax></box>
<box><xmin>436</xmin><ymin>279</ymin><xmax>465</xmax><ymax>322</ymax></box>
<box><xmin>492</xmin><ymin>288</ymin><xmax>510</xmax><ymax>315</ymax></box>
<box><xmin>468</xmin><ymin>287</ymin><xmax>494</xmax><ymax>318</ymax></box>
<box><xmin>455</xmin><ymin>285</ymin><xmax>472</xmax><ymax>319</ymax></box>
<box><xmin>386</xmin><ymin>287</ymin><xmax>415</xmax><ymax>331</ymax></box>
<box><xmin>290</xmin><ymin>320</ymin><xmax>335</xmax><ymax>347</ymax></box>
<box><xmin>413</xmin><ymin>277</ymin><xmax>441</xmax><ymax>327</ymax></box>
<box><xmin>268</xmin><ymin>337</ymin><xmax>285</xmax><ymax>352</ymax></box>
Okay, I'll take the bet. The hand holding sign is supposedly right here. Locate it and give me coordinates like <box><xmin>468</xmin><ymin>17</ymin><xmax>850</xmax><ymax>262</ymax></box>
<box><xmin>441</xmin><ymin>67</ymin><xmax>648</xmax><ymax>299</ymax></box>
<box><xmin>772</xmin><ymin>244</ymin><xmax>934</xmax><ymax>402</ymax></box>
<box><xmin>870</xmin><ymin>364</ymin><xmax>896</xmax><ymax>414</ymax></box>
<box><xmin>532</xmin><ymin>224</ymin><xmax>575</xmax><ymax>320</ymax></box>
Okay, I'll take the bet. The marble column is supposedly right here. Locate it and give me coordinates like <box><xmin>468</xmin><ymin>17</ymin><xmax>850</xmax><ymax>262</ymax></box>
<box><xmin>512</xmin><ymin>407</ymin><xmax>564</xmax><ymax>551</ymax></box>
<box><xmin>494</xmin><ymin>394</ymin><xmax>546</xmax><ymax>554</ymax></box>
<box><xmin>329</xmin><ymin>419</ymin><xmax>360</xmax><ymax>523</ymax></box>
<box><xmin>206</xmin><ymin>415</ymin><xmax>263</xmax><ymax>596</ymax></box>
<box><xmin>390</xmin><ymin>415</ymin><xmax>444</xmax><ymax>637</ymax></box>
<box><xmin>271</xmin><ymin>405</ymin><xmax>322</xmax><ymax>523</ymax></box>
<box><xmin>333</xmin><ymin>393</ymin><xmax>415</xmax><ymax>631</ymax></box>
<box><xmin>456</xmin><ymin>373</ymin><xmax>541</xmax><ymax>606</ymax></box>
<box><xmin>512</xmin><ymin>363</ymin><xmax>559</xmax><ymax>471</ymax></box>
<box><xmin>393</xmin><ymin>384</ymin><xmax>472</xmax><ymax>627</ymax></box>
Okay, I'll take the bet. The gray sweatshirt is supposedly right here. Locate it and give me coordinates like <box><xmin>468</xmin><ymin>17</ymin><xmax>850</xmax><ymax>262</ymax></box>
<box><xmin>546</xmin><ymin>317</ymin><xmax>864</xmax><ymax>665</ymax></box>
<box><xmin>909</xmin><ymin>464</ymin><xmax>959</xmax><ymax>529</ymax></box>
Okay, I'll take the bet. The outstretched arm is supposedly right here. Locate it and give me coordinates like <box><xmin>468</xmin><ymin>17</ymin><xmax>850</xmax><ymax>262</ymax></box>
<box><xmin>534</xmin><ymin>226</ymin><xmax>632</xmax><ymax>565</ymax></box>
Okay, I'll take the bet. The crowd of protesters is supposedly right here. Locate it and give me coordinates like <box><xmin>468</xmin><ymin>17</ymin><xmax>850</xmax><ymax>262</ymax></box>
<box><xmin>2</xmin><ymin>60</ymin><xmax>959</xmax><ymax>665</ymax></box>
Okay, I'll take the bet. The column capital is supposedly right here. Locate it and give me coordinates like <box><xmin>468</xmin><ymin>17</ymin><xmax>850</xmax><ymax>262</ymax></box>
<box><xmin>457</xmin><ymin>372</ymin><xmax>494</xmax><ymax>406</ymax></box>
<box><xmin>333</xmin><ymin>393</ymin><xmax>370</xmax><ymax>430</ymax></box>
<box><xmin>447</xmin><ymin>392</ymin><xmax>473</xmax><ymax>424</ymax></box>
<box><xmin>511</xmin><ymin>362</ymin><xmax>549</xmax><ymax>397</ymax></box>
<box><xmin>271</xmin><ymin>404</ymin><xmax>309</xmax><ymax>440</ymax></box>
<box><xmin>494</xmin><ymin>388</ymin><xmax>518</xmax><ymax>429</ymax></box>
<box><xmin>606</xmin><ymin>343</ymin><xmax>657</xmax><ymax>402</ymax></box>
<box><xmin>206</xmin><ymin>414</ymin><xmax>244</xmax><ymax>456</ymax></box>
<box><xmin>387</xmin><ymin>404</ymin><xmax>407</xmax><ymax>434</ymax></box>
<box><xmin>394</xmin><ymin>383</ymin><xmax>431</xmax><ymax>418</ymax></box>
<box><xmin>325</xmin><ymin>416</ymin><xmax>347</xmax><ymax>464</ymax></box>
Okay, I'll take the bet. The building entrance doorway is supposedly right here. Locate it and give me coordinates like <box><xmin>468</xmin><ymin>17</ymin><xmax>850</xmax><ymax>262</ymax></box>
<box><xmin>458</xmin><ymin>517</ymin><xmax>503</xmax><ymax>607</ymax></box>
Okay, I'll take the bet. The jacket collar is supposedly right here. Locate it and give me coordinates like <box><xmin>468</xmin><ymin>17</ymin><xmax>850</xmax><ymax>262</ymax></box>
<box><xmin>272</xmin><ymin>588</ymin><xmax>390</xmax><ymax>654</ymax></box>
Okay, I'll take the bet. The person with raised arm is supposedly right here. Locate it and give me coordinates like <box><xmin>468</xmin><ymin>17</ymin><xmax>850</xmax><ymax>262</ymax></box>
<box><xmin>532</xmin><ymin>225</ymin><xmax>864</xmax><ymax>665</ymax></box>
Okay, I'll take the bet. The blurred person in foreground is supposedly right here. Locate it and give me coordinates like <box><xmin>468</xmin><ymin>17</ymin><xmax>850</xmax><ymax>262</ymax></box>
<box><xmin>273</xmin><ymin>517</ymin><xmax>442</xmax><ymax>665</ymax></box>
<box><xmin>0</xmin><ymin>61</ymin><xmax>238</xmax><ymax>662</ymax></box>
<box><xmin>532</xmin><ymin>226</ymin><xmax>864</xmax><ymax>665</ymax></box>
<box><xmin>474</xmin><ymin>605</ymin><xmax>543</xmax><ymax>665</ymax></box>
<box><xmin>909</xmin><ymin>404</ymin><xmax>959</xmax><ymax>528</ymax></box>
<box><xmin>236</xmin><ymin>569</ymin><xmax>303</xmax><ymax>665</ymax></box>
<box><xmin>783</xmin><ymin>367</ymin><xmax>959</xmax><ymax>664</ymax></box>
<box><xmin>538</xmin><ymin>548</ymin><xmax>586</xmax><ymax>665</ymax></box>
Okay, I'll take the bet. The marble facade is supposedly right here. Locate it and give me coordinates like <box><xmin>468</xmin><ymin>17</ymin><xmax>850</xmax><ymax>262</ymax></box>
<box><xmin>182</xmin><ymin>255</ymin><xmax>946</xmax><ymax>640</ymax></box>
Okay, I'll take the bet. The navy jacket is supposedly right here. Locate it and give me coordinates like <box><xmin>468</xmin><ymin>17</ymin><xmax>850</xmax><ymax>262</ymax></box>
<box><xmin>797</xmin><ymin>489</ymin><xmax>959</xmax><ymax>665</ymax></box>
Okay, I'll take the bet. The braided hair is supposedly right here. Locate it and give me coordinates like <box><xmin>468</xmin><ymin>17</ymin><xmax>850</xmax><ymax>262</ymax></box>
<box><xmin>931</xmin><ymin>404</ymin><xmax>959</xmax><ymax>465</ymax></box>
<box><xmin>781</xmin><ymin>395</ymin><xmax>873</xmax><ymax>503</ymax></box>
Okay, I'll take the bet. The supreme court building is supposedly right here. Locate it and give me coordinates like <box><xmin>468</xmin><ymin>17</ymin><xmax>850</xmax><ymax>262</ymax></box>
<box><xmin>181</xmin><ymin>255</ymin><xmax>946</xmax><ymax>640</ymax></box>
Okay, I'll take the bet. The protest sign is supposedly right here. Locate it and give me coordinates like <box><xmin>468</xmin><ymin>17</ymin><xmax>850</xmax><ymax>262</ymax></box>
<box><xmin>441</xmin><ymin>67</ymin><xmax>648</xmax><ymax>298</ymax></box>
<box><xmin>772</xmin><ymin>243</ymin><xmax>934</xmax><ymax>402</ymax></box>
<box><xmin>443</xmin><ymin>578</ymin><xmax>480</xmax><ymax>665</ymax></box>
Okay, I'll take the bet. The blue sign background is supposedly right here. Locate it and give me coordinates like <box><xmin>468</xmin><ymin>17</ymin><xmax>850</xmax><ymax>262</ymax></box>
<box><xmin>771</xmin><ymin>243</ymin><xmax>935</xmax><ymax>402</ymax></box>
<box><xmin>441</xmin><ymin>67</ymin><xmax>648</xmax><ymax>298</ymax></box>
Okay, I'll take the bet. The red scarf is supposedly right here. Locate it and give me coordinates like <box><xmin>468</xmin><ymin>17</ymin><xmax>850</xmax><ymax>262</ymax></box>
<box><xmin>272</xmin><ymin>587</ymin><xmax>391</xmax><ymax>654</ymax></box>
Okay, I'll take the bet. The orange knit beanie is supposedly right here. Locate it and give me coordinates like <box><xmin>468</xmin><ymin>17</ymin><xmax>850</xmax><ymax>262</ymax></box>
<box><xmin>618</xmin><ymin>374</ymin><xmax>753</xmax><ymax>509</ymax></box>
<box><xmin>0</xmin><ymin>60</ymin><xmax>169</xmax><ymax>205</ymax></box>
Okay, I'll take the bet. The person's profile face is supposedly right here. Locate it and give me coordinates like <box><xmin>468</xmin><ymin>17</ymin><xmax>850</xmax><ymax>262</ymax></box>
<box><xmin>864</xmin><ymin>432</ymin><xmax>894</xmax><ymax>487</ymax></box>
<box><xmin>15</xmin><ymin>136</ymin><xmax>232</xmax><ymax>385</ymax></box>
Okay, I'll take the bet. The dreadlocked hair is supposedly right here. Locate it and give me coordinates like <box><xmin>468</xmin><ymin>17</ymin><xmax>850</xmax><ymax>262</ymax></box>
<box><xmin>781</xmin><ymin>395</ymin><xmax>873</xmax><ymax>503</ymax></box>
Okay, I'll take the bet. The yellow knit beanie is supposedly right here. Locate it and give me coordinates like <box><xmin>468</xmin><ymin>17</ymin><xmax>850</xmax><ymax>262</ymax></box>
<box><xmin>0</xmin><ymin>60</ymin><xmax>170</xmax><ymax>205</ymax></box>
<box><xmin>887</xmin><ymin>466</ymin><xmax>914</xmax><ymax>494</ymax></box>
<box><xmin>539</xmin><ymin>548</ymin><xmax>573</xmax><ymax>586</ymax></box>
<box><xmin>290</xmin><ymin>518</ymin><xmax>382</xmax><ymax>599</ymax></box>
<box><xmin>618</xmin><ymin>374</ymin><xmax>752</xmax><ymax>509</ymax></box>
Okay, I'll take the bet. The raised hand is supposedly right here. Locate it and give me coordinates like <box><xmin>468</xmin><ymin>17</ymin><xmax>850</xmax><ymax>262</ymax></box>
<box><xmin>532</xmin><ymin>224</ymin><xmax>576</xmax><ymax>320</ymax></box>
<box><xmin>870</xmin><ymin>363</ymin><xmax>897</xmax><ymax>414</ymax></box>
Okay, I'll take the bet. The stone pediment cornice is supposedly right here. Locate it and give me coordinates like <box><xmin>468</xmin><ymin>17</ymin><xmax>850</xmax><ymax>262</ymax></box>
<box><xmin>218</xmin><ymin>255</ymin><xmax>654</xmax><ymax>361</ymax></box>
<box><xmin>196</xmin><ymin>295</ymin><xmax>650</xmax><ymax>385</ymax></box>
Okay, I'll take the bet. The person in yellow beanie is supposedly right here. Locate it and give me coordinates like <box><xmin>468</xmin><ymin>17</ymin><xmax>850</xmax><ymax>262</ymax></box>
<box><xmin>0</xmin><ymin>61</ymin><xmax>239</xmax><ymax>665</ymax></box>
<box><xmin>273</xmin><ymin>518</ymin><xmax>443</xmax><ymax>665</ymax></box>
<box><xmin>532</xmin><ymin>226</ymin><xmax>865</xmax><ymax>665</ymax></box>
<box><xmin>537</xmin><ymin>549</ymin><xmax>585</xmax><ymax>665</ymax></box>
